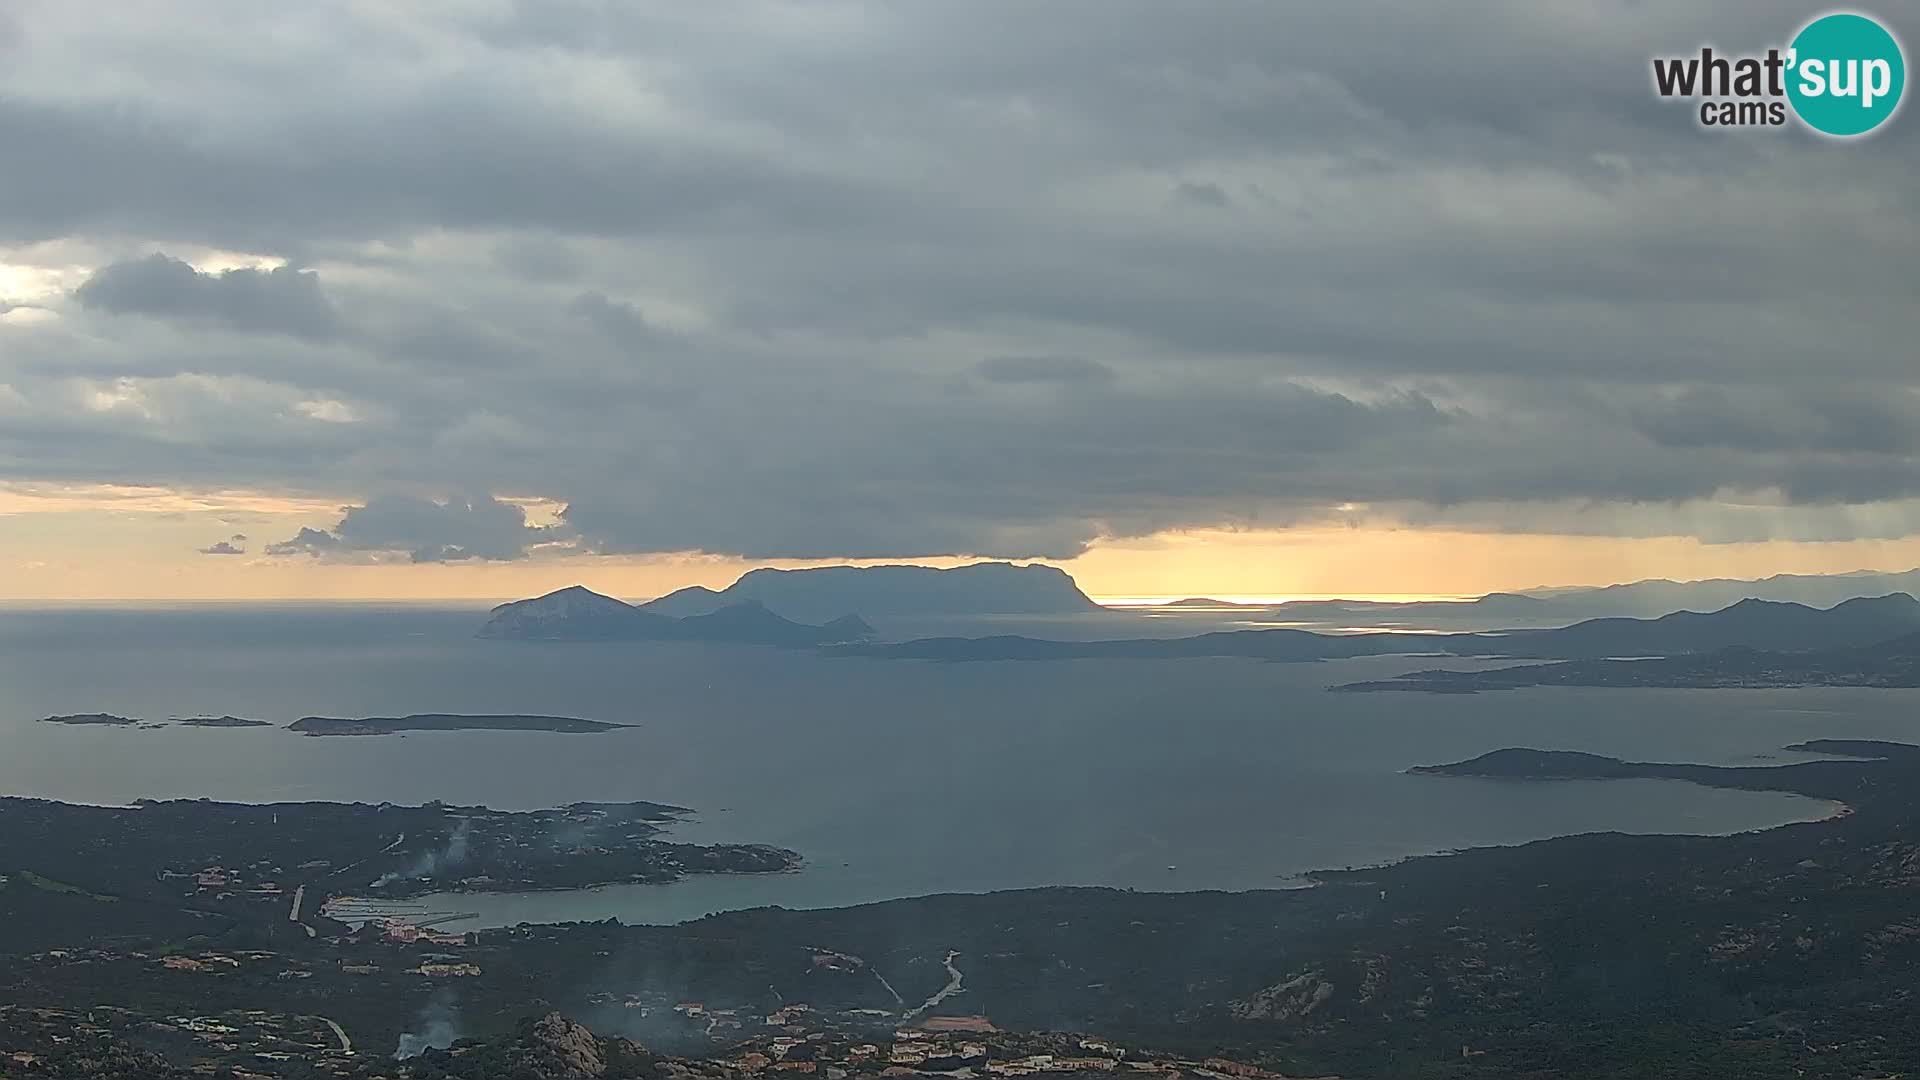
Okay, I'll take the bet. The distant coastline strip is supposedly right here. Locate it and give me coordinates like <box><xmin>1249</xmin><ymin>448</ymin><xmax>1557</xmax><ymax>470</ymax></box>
<box><xmin>37</xmin><ymin>713</ymin><xmax>633</xmax><ymax>735</ymax></box>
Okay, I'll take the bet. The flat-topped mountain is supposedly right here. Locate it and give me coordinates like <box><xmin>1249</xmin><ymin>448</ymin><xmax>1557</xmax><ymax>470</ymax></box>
<box><xmin>640</xmin><ymin>561</ymin><xmax>1100</xmax><ymax>621</ymax></box>
<box><xmin>479</xmin><ymin>585</ymin><xmax>875</xmax><ymax>645</ymax></box>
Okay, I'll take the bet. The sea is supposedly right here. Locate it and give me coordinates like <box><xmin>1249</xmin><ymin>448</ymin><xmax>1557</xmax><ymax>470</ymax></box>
<box><xmin>3</xmin><ymin>602</ymin><xmax>1910</xmax><ymax>926</ymax></box>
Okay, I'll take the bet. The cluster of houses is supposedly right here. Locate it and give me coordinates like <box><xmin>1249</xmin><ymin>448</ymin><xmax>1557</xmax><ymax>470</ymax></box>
<box><xmin>411</xmin><ymin>961</ymin><xmax>483</xmax><ymax>978</ymax></box>
<box><xmin>710</xmin><ymin>1028</ymin><xmax>1298</xmax><ymax>1080</ymax></box>
<box><xmin>369</xmin><ymin>916</ymin><xmax>471</xmax><ymax>948</ymax></box>
<box><xmin>161</xmin><ymin>863</ymin><xmax>286</xmax><ymax>901</ymax></box>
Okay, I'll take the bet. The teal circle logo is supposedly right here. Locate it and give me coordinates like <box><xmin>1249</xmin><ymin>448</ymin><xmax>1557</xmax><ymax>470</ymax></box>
<box><xmin>1787</xmin><ymin>12</ymin><xmax>1906</xmax><ymax>136</ymax></box>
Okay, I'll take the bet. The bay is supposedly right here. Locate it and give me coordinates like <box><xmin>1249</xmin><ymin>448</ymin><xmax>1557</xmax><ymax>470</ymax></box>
<box><xmin>0</xmin><ymin>604</ymin><xmax>1890</xmax><ymax>926</ymax></box>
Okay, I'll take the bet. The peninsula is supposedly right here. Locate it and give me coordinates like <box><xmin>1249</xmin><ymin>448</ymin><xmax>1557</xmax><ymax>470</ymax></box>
<box><xmin>841</xmin><ymin>593</ymin><xmax>1920</xmax><ymax>664</ymax></box>
<box><xmin>1337</xmin><ymin>628</ymin><xmax>1920</xmax><ymax>693</ymax></box>
<box><xmin>12</xmin><ymin>739</ymin><xmax>1920</xmax><ymax>1078</ymax></box>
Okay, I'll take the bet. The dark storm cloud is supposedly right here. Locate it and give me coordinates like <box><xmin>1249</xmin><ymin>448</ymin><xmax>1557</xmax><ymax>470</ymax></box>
<box><xmin>1</xmin><ymin>1</ymin><xmax>1916</xmax><ymax>559</ymax></box>
<box><xmin>559</xmin><ymin>381</ymin><xmax>1458</xmax><ymax>560</ymax></box>
<box><xmin>269</xmin><ymin>496</ymin><xmax>556</xmax><ymax>563</ymax></box>
<box><xmin>1629</xmin><ymin>386</ymin><xmax>1920</xmax><ymax>456</ymax></box>
<box><xmin>264</xmin><ymin>527</ymin><xmax>341</xmax><ymax>557</ymax></box>
<box><xmin>0</xmin><ymin>92</ymin><xmax>898</xmax><ymax>251</ymax></box>
<box><xmin>73</xmin><ymin>255</ymin><xmax>340</xmax><ymax>340</ymax></box>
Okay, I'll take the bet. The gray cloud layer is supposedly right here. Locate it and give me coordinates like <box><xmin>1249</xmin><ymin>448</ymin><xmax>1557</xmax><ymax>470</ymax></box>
<box><xmin>1</xmin><ymin>1</ymin><xmax>1916</xmax><ymax>562</ymax></box>
<box><xmin>269</xmin><ymin>497</ymin><xmax>553</xmax><ymax>563</ymax></box>
<box><xmin>74</xmin><ymin>254</ymin><xmax>340</xmax><ymax>340</ymax></box>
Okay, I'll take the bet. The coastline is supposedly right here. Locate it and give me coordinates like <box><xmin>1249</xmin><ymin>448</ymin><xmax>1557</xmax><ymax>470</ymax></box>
<box><xmin>398</xmin><ymin>778</ymin><xmax>1830</xmax><ymax>930</ymax></box>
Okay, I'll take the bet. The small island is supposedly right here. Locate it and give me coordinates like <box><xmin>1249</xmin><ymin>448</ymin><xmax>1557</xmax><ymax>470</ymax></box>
<box><xmin>171</xmin><ymin>715</ymin><xmax>274</xmax><ymax>728</ymax></box>
<box><xmin>1408</xmin><ymin>747</ymin><xmax>1645</xmax><ymax>779</ymax></box>
<box><xmin>39</xmin><ymin>713</ymin><xmax>139</xmax><ymax>726</ymax></box>
<box><xmin>40</xmin><ymin>712</ymin><xmax>627</xmax><ymax>735</ymax></box>
<box><xmin>39</xmin><ymin>711</ymin><xmax>142</xmax><ymax>726</ymax></box>
<box><xmin>287</xmin><ymin>713</ymin><xmax>632</xmax><ymax>736</ymax></box>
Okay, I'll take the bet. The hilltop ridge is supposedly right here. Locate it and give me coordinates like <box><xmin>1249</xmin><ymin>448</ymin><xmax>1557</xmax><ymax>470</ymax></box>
<box><xmin>479</xmin><ymin>586</ymin><xmax>874</xmax><ymax>645</ymax></box>
<box><xmin>641</xmin><ymin>562</ymin><xmax>1099</xmax><ymax>621</ymax></box>
<box><xmin>842</xmin><ymin>593</ymin><xmax>1920</xmax><ymax>663</ymax></box>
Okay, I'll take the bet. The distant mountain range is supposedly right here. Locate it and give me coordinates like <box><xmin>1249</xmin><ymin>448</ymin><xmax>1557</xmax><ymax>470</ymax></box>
<box><xmin>1484</xmin><ymin>594</ymin><xmax>1920</xmax><ymax>656</ymax></box>
<box><xmin>1159</xmin><ymin>569</ymin><xmax>1920</xmax><ymax>626</ymax></box>
<box><xmin>479</xmin><ymin>560</ymin><xmax>1920</xmax><ymax>664</ymax></box>
<box><xmin>640</xmin><ymin>562</ymin><xmax>1099</xmax><ymax>622</ymax></box>
<box><xmin>1158</xmin><ymin>594</ymin><xmax>1548</xmax><ymax>617</ymax></box>
<box><xmin>1521</xmin><ymin>567</ymin><xmax>1920</xmax><ymax>617</ymax></box>
<box><xmin>1264</xmin><ymin>592</ymin><xmax>1553</xmax><ymax>621</ymax></box>
<box><xmin>839</xmin><ymin>593</ymin><xmax>1920</xmax><ymax>664</ymax></box>
<box><xmin>478</xmin><ymin>585</ymin><xmax>874</xmax><ymax>645</ymax></box>
<box><xmin>1339</xmin><ymin>627</ymin><xmax>1920</xmax><ymax>693</ymax></box>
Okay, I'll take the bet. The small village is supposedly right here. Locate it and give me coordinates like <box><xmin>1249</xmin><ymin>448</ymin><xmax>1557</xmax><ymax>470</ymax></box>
<box><xmin>3</xmin><ymin>988</ymin><xmax>1314</xmax><ymax>1080</ymax></box>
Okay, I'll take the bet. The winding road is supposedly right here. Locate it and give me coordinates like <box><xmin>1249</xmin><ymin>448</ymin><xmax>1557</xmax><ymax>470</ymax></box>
<box><xmin>904</xmin><ymin>951</ymin><xmax>964</xmax><ymax>1018</ymax></box>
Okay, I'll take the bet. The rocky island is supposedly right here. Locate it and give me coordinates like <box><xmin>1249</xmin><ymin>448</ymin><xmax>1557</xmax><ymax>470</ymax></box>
<box><xmin>171</xmin><ymin>714</ymin><xmax>274</xmax><ymax>728</ymax></box>
<box><xmin>40</xmin><ymin>713</ymin><xmax>632</xmax><ymax>735</ymax></box>
<box><xmin>39</xmin><ymin>713</ymin><xmax>140</xmax><ymax>726</ymax></box>
<box><xmin>287</xmin><ymin>713</ymin><xmax>633</xmax><ymax>736</ymax></box>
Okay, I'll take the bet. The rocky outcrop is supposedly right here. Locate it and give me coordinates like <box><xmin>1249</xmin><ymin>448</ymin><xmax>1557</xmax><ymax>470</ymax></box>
<box><xmin>1229</xmin><ymin>971</ymin><xmax>1336</xmax><ymax>1021</ymax></box>
<box><xmin>523</xmin><ymin>1013</ymin><xmax>607</xmax><ymax>1079</ymax></box>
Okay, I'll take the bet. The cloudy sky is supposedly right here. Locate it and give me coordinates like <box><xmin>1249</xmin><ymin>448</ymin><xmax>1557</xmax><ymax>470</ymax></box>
<box><xmin>2</xmin><ymin>1</ymin><xmax>1916</xmax><ymax>601</ymax></box>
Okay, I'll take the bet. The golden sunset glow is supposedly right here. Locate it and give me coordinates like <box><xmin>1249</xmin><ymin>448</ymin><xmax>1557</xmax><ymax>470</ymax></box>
<box><xmin>6</xmin><ymin>485</ymin><xmax>1920</xmax><ymax>602</ymax></box>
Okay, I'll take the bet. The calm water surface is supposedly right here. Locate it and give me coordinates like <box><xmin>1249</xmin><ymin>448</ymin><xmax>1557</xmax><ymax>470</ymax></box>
<box><xmin>1</xmin><ymin>605</ymin><xmax>1901</xmax><ymax>925</ymax></box>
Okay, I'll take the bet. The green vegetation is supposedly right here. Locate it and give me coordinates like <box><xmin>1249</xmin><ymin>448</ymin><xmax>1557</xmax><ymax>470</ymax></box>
<box><xmin>15</xmin><ymin>870</ymin><xmax>115</xmax><ymax>901</ymax></box>
<box><xmin>9</xmin><ymin>743</ymin><xmax>1920</xmax><ymax>1077</ymax></box>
